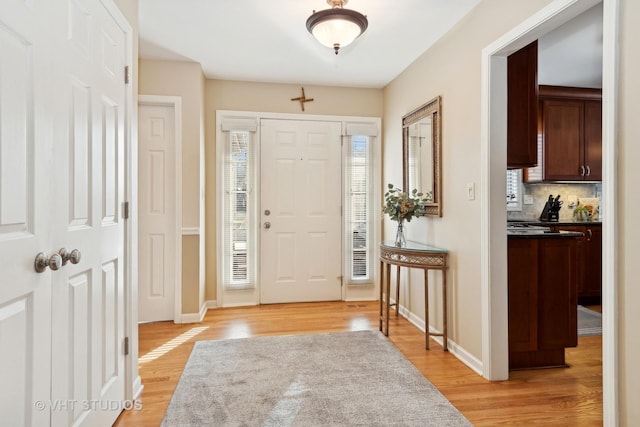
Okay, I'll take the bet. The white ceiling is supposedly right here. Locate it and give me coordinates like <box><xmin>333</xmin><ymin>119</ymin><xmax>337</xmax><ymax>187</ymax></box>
<box><xmin>538</xmin><ymin>3</ymin><xmax>603</xmax><ymax>88</ymax></box>
<box><xmin>138</xmin><ymin>0</ymin><xmax>481</xmax><ymax>88</ymax></box>
<box><xmin>138</xmin><ymin>0</ymin><xmax>603</xmax><ymax>90</ymax></box>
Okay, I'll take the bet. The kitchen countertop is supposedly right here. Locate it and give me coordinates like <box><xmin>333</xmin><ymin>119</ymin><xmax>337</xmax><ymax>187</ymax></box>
<box><xmin>507</xmin><ymin>229</ymin><xmax>584</xmax><ymax>238</ymax></box>
<box><xmin>507</xmin><ymin>219</ymin><xmax>602</xmax><ymax>226</ymax></box>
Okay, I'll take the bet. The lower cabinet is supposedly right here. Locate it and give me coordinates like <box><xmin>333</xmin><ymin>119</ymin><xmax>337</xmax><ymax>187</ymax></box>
<box><xmin>508</xmin><ymin>236</ymin><xmax>579</xmax><ymax>370</ymax></box>
<box><xmin>553</xmin><ymin>224</ymin><xmax>602</xmax><ymax>304</ymax></box>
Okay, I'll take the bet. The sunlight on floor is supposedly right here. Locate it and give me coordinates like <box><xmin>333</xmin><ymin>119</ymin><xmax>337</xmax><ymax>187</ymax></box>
<box><xmin>349</xmin><ymin>316</ymin><xmax>371</xmax><ymax>331</ymax></box>
<box><xmin>139</xmin><ymin>326</ymin><xmax>209</xmax><ymax>364</ymax></box>
<box><xmin>223</xmin><ymin>321</ymin><xmax>252</xmax><ymax>339</ymax></box>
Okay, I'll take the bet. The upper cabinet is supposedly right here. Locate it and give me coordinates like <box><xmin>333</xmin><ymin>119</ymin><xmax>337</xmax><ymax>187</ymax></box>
<box><xmin>507</xmin><ymin>41</ymin><xmax>538</xmax><ymax>169</ymax></box>
<box><xmin>526</xmin><ymin>86</ymin><xmax>602</xmax><ymax>182</ymax></box>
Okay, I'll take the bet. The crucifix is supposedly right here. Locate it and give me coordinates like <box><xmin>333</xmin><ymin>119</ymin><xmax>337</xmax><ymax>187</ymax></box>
<box><xmin>291</xmin><ymin>87</ymin><xmax>314</xmax><ymax>111</ymax></box>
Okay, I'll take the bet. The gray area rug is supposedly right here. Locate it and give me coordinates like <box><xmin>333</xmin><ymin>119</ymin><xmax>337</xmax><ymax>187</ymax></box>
<box><xmin>578</xmin><ymin>305</ymin><xmax>602</xmax><ymax>337</ymax></box>
<box><xmin>162</xmin><ymin>330</ymin><xmax>472</xmax><ymax>427</ymax></box>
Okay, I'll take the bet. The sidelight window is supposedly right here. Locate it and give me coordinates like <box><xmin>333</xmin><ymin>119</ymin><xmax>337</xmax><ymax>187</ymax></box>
<box><xmin>344</xmin><ymin>122</ymin><xmax>378</xmax><ymax>285</ymax></box>
<box><xmin>222</xmin><ymin>121</ymin><xmax>257</xmax><ymax>290</ymax></box>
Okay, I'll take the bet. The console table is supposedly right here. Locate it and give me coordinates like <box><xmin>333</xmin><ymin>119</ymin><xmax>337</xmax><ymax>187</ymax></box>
<box><xmin>379</xmin><ymin>241</ymin><xmax>449</xmax><ymax>350</ymax></box>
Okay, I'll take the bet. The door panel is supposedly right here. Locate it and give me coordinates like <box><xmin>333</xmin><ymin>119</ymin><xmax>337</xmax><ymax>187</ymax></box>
<box><xmin>0</xmin><ymin>0</ymin><xmax>128</xmax><ymax>424</ymax></box>
<box><xmin>50</xmin><ymin>0</ymin><xmax>127</xmax><ymax>425</ymax></box>
<box><xmin>138</xmin><ymin>103</ymin><xmax>177</xmax><ymax>322</ymax></box>
<box><xmin>260</xmin><ymin>119</ymin><xmax>342</xmax><ymax>304</ymax></box>
<box><xmin>0</xmin><ymin>0</ymin><xmax>54</xmax><ymax>425</ymax></box>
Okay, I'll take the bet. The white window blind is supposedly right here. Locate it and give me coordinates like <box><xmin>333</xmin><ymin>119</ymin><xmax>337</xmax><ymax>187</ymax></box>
<box><xmin>223</xmin><ymin>129</ymin><xmax>255</xmax><ymax>289</ymax></box>
<box><xmin>507</xmin><ymin>169</ymin><xmax>523</xmax><ymax>211</ymax></box>
<box><xmin>345</xmin><ymin>134</ymin><xmax>373</xmax><ymax>283</ymax></box>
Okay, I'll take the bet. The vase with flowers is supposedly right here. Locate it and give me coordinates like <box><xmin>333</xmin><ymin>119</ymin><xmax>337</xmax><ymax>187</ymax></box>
<box><xmin>383</xmin><ymin>184</ymin><xmax>432</xmax><ymax>247</ymax></box>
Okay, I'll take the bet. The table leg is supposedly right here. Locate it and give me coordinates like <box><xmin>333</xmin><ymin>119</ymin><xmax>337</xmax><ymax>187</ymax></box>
<box><xmin>385</xmin><ymin>260</ymin><xmax>391</xmax><ymax>336</ymax></box>
<box><xmin>379</xmin><ymin>260</ymin><xmax>384</xmax><ymax>333</ymax></box>
<box><xmin>395</xmin><ymin>265</ymin><xmax>401</xmax><ymax>317</ymax></box>
<box><xmin>424</xmin><ymin>269</ymin><xmax>430</xmax><ymax>350</ymax></box>
<box><xmin>442</xmin><ymin>268</ymin><xmax>448</xmax><ymax>351</ymax></box>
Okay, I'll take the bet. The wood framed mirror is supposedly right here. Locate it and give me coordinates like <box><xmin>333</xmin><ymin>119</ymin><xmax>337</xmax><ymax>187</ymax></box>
<box><xmin>402</xmin><ymin>96</ymin><xmax>442</xmax><ymax>217</ymax></box>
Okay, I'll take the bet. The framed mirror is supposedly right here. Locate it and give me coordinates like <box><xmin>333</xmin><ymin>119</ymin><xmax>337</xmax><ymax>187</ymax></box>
<box><xmin>402</xmin><ymin>96</ymin><xmax>442</xmax><ymax>217</ymax></box>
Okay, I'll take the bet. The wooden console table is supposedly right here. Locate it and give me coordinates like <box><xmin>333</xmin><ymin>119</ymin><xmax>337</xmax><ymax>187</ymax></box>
<box><xmin>379</xmin><ymin>241</ymin><xmax>449</xmax><ymax>350</ymax></box>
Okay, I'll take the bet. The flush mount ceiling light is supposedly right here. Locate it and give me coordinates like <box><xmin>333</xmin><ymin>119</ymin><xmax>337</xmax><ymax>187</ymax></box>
<box><xmin>306</xmin><ymin>0</ymin><xmax>368</xmax><ymax>55</ymax></box>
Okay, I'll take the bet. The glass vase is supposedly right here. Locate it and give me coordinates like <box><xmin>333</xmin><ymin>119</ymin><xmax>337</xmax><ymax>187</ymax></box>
<box><xmin>395</xmin><ymin>220</ymin><xmax>406</xmax><ymax>248</ymax></box>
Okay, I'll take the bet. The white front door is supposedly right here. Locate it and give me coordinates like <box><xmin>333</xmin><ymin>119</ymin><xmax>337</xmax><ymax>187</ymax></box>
<box><xmin>0</xmin><ymin>0</ymin><xmax>129</xmax><ymax>425</ymax></box>
<box><xmin>260</xmin><ymin>119</ymin><xmax>343</xmax><ymax>304</ymax></box>
<box><xmin>138</xmin><ymin>101</ymin><xmax>178</xmax><ymax>322</ymax></box>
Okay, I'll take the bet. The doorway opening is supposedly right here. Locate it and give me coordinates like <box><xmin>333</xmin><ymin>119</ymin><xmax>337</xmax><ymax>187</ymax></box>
<box><xmin>481</xmin><ymin>0</ymin><xmax>617</xmax><ymax>422</ymax></box>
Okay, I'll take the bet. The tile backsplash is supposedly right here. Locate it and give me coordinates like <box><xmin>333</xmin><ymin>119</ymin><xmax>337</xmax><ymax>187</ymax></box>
<box><xmin>508</xmin><ymin>182</ymin><xmax>602</xmax><ymax>222</ymax></box>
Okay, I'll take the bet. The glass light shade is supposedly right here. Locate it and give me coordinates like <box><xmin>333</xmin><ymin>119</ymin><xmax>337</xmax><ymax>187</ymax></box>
<box><xmin>311</xmin><ymin>18</ymin><xmax>362</xmax><ymax>49</ymax></box>
<box><xmin>306</xmin><ymin>8</ymin><xmax>368</xmax><ymax>54</ymax></box>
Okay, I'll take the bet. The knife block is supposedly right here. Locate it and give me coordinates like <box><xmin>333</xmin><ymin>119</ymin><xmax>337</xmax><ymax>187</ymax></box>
<box><xmin>539</xmin><ymin>201</ymin><xmax>559</xmax><ymax>222</ymax></box>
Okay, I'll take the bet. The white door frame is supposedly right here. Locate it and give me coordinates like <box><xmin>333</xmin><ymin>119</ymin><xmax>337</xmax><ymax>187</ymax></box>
<box><xmin>138</xmin><ymin>95</ymin><xmax>183</xmax><ymax>323</ymax></box>
<box><xmin>215</xmin><ymin>110</ymin><xmax>382</xmax><ymax>307</ymax></box>
<box><xmin>480</xmin><ymin>0</ymin><xmax>618</xmax><ymax>424</ymax></box>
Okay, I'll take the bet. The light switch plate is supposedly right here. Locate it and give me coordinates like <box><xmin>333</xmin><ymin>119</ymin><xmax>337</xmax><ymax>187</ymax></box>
<box><xmin>524</xmin><ymin>195</ymin><xmax>533</xmax><ymax>205</ymax></box>
<box><xmin>466</xmin><ymin>182</ymin><xmax>475</xmax><ymax>201</ymax></box>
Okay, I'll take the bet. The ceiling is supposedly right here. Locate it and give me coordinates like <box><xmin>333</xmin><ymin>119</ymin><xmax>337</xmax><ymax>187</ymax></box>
<box><xmin>138</xmin><ymin>1</ymin><xmax>603</xmax><ymax>90</ymax></box>
<box><xmin>138</xmin><ymin>0</ymin><xmax>481</xmax><ymax>88</ymax></box>
<box><xmin>538</xmin><ymin>3</ymin><xmax>603</xmax><ymax>88</ymax></box>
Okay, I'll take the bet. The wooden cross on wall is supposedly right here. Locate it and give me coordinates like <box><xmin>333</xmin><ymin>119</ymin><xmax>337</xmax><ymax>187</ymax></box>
<box><xmin>291</xmin><ymin>87</ymin><xmax>314</xmax><ymax>111</ymax></box>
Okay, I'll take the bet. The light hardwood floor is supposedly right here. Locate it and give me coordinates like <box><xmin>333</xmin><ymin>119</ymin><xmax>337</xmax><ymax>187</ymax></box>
<box><xmin>114</xmin><ymin>301</ymin><xmax>602</xmax><ymax>426</ymax></box>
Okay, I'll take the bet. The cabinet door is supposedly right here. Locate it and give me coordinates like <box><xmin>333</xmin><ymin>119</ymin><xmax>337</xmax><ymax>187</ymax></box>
<box><xmin>508</xmin><ymin>239</ymin><xmax>538</xmax><ymax>352</ymax></box>
<box><xmin>584</xmin><ymin>101</ymin><xmax>603</xmax><ymax>180</ymax></box>
<box><xmin>583</xmin><ymin>225</ymin><xmax>602</xmax><ymax>298</ymax></box>
<box><xmin>542</xmin><ymin>100</ymin><xmax>584</xmax><ymax>180</ymax></box>
<box><xmin>554</xmin><ymin>225</ymin><xmax>586</xmax><ymax>296</ymax></box>
<box><xmin>507</xmin><ymin>41</ymin><xmax>538</xmax><ymax>168</ymax></box>
<box><xmin>537</xmin><ymin>238</ymin><xmax>578</xmax><ymax>349</ymax></box>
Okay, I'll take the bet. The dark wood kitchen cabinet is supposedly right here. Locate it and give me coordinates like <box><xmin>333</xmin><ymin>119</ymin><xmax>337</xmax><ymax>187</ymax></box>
<box><xmin>553</xmin><ymin>224</ymin><xmax>602</xmax><ymax>303</ymax></box>
<box><xmin>507</xmin><ymin>41</ymin><xmax>538</xmax><ymax>168</ymax></box>
<box><xmin>508</xmin><ymin>236</ymin><xmax>578</xmax><ymax>369</ymax></box>
<box><xmin>525</xmin><ymin>86</ymin><xmax>602</xmax><ymax>182</ymax></box>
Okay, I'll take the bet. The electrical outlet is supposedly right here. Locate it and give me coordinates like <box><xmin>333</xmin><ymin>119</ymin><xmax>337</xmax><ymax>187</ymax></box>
<box><xmin>523</xmin><ymin>195</ymin><xmax>533</xmax><ymax>205</ymax></box>
<box><xmin>466</xmin><ymin>182</ymin><xmax>475</xmax><ymax>201</ymax></box>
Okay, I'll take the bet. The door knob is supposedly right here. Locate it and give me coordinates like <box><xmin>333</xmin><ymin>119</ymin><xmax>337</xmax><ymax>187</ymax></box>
<box><xmin>59</xmin><ymin>248</ymin><xmax>81</xmax><ymax>265</ymax></box>
<box><xmin>264</xmin><ymin>222</ymin><xmax>271</xmax><ymax>229</ymax></box>
<box><xmin>34</xmin><ymin>252</ymin><xmax>63</xmax><ymax>273</ymax></box>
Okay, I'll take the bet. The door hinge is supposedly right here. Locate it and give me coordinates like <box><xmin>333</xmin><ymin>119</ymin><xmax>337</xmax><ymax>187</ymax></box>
<box><xmin>124</xmin><ymin>336</ymin><xmax>129</xmax><ymax>356</ymax></box>
<box><xmin>124</xmin><ymin>65</ymin><xmax>130</xmax><ymax>84</ymax></box>
<box><xmin>122</xmin><ymin>201</ymin><xmax>130</xmax><ymax>219</ymax></box>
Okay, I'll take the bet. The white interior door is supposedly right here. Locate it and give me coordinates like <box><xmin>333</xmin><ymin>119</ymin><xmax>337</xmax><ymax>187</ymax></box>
<box><xmin>0</xmin><ymin>0</ymin><xmax>55</xmax><ymax>425</ymax></box>
<box><xmin>260</xmin><ymin>119</ymin><xmax>343</xmax><ymax>304</ymax></box>
<box><xmin>138</xmin><ymin>101</ymin><xmax>178</xmax><ymax>322</ymax></box>
<box><xmin>0</xmin><ymin>0</ymin><xmax>128</xmax><ymax>425</ymax></box>
<box><xmin>49</xmin><ymin>1</ymin><xmax>128</xmax><ymax>425</ymax></box>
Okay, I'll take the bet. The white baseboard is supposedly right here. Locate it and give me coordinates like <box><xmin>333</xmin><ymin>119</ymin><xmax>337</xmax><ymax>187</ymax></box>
<box><xmin>177</xmin><ymin>301</ymin><xmax>210</xmax><ymax>323</ymax></box>
<box><xmin>132</xmin><ymin>376</ymin><xmax>143</xmax><ymax>401</ymax></box>
<box><xmin>394</xmin><ymin>301</ymin><xmax>483</xmax><ymax>376</ymax></box>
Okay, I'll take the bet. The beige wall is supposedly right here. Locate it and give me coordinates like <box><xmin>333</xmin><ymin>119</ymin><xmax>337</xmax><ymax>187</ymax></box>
<box><xmin>383</xmin><ymin>0</ymin><xmax>554</xmax><ymax>361</ymax></box>
<box><xmin>385</xmin><ymin>0</ymin><xmax>639</xmax><ymax>424</ymax></box>
<box><xmin>204</xmin><ymin>80</ymin><xmax>383</xmax><ymax>301</ymax></box>
<box><xmin>618</xmin><ymin>0</ymin><xmax>639</xmax><ymax>423</ymax></box>
<box><xmin>139</xmin><ymin>59</ymin><xmax>205</xmax><ymax>313</ymax></box>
